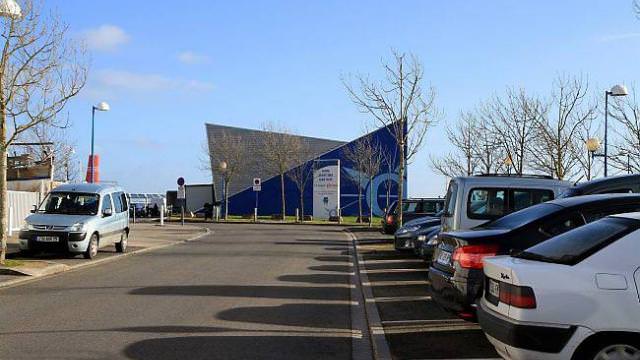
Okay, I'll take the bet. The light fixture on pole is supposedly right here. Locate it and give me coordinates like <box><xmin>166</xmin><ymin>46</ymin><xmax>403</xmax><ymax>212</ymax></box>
<box><xmin>0</xmin><ymin>0</ymin><xmax>21</xmax><ymax>18</ymax></box>
<box><xmin>603</xmin><ymin>84</ymin><xmax>628</xmax><ymax>177</ymax></box>
<box><xmin>89</xmin><ymin>101</ymin><xmax>110</xmax><ymax>183</ymax></box>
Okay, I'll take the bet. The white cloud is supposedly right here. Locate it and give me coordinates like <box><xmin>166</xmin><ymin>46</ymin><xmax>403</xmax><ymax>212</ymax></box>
<box><xmin>594</xmin><ymin>32</ymin><xmax>640</xmax><ymax>43</ymax></box>
<box><xmin>93</xmin><ymin>69</ymin><xmax>214</xmax><ymax>93</ymax></box>
<box><xmin>177</xmin><ymin>51</ymin><xmax>211</xmax><ymax>65</ymax></box>
<box><xmin>82</xmin><ymin>25</ymin><xmax>130</xmax><ymax>52</ymax></box>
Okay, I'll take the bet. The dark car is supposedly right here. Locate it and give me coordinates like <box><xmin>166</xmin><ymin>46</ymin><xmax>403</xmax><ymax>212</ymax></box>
<box><xmin>413</xmin><ymin>225</ymin><xmax>440</xmax><ymax>260</ymax></box>
<box><xmin>415</xmin><ymin>226</ymin><xmax>441</xmax><ymax>258</ymax></box>
<box><xmin>394</xmin><ymin>215</ymin><xmax>441</xmax><ymax>251</ymax></box>
<box><xmin>429</xmin><ymin>193</ymin><xmax>640</xmax><ymax>320</ymax></box>
<box><xmin>560</xmin><ymin>173</ymin><xmax>640</xmax><ymax>198</ymax></box>
<box><xmin>382</xmin><ymin>198</ymin><xmax>444</xmax><ymax>234</ymax></box>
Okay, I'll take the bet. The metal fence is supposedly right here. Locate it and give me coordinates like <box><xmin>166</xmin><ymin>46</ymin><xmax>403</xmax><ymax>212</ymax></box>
<box><xmin>8</xmin><ymin>190</ymin><xmax>40</xmax><ymax>234</ymax></box>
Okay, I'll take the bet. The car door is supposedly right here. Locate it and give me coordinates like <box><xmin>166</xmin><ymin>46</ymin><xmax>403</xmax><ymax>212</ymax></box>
<box><xmin>99</xmin><ymin>194</ymin><xmax>117</xmax><ymax>245</ymax></box>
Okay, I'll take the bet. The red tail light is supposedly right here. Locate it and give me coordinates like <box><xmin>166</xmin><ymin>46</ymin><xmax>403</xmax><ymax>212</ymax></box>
<box><xmin>452</xmin><ymin>244</ymin><xmax>499</xmax><ymax>269</ymax></box>
<box><xmin>499</xmin><ymin>283</ymin><xmax>536</xmax><ymax>309</ymax></box>
<box><xmin>386</xmin><ymin>215</ymin><xmax>394</xmax><ymax>225</ymax></box>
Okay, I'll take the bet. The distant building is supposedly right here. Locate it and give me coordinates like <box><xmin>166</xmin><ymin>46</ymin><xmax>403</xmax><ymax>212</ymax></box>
<box><xmin>205</xmin><ymin>123</ymin><xmax>403</xmax><ymax>217</ymax></box>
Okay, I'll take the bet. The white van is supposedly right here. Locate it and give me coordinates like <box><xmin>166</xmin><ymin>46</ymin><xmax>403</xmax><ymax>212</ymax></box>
<box><xmin>441</xmin><ymin>175</ymin><xmax>571</xmax><ymax>232</ymax></box>
<box><xmin>19</xmin><ymin>183</ymin><xmax>130</xmax><ymax>259</ymax></box>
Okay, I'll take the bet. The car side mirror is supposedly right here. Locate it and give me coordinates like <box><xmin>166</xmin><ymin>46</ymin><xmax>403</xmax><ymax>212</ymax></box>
<box><xmin>30</xmin><ymin>205</ymin><xmax>37</xmax><ymax>214</ymax></box>
<box><xmin>103</xmin><ymin>208</ymin><xmax>113</xmax><ymax>217</ymax></box>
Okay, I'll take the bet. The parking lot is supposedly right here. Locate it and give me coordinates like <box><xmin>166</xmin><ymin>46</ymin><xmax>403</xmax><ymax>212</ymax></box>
<box><xmin>350</xmin><ymin>229</ymin><xmax>499</xmax><ymax>360</ymax></box>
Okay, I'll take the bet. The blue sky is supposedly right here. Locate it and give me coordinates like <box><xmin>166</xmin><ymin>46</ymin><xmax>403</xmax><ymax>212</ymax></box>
<box><xmin>49</xmin><ymin>0</ymin><xmax>640</xmax><ymax>195</ymax></box>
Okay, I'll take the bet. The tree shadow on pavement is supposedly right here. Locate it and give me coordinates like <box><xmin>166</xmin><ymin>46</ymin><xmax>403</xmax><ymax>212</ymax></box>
<box><xmin>278</xmin><ymin>274</ymin><xmax>351</xmax><ymax>285</ymax></box>
<box><xmin>216</xmin><ymin>303</ymin><xmax>351</xmax><ymax>329</ymax></box>
<box><xmin>314</xmin><ymin>255</ymin><xmax>351</xmax><ymax>262</ymax></box>
<box><xmin>129</xmin><ymin>285</ymin><xmax>350</xmax><ymax>301</ymax></box>
<box><xmin>123</xmin><ymin>335</ymin><xmax>351</xmax><ymax>360</ymax></box>
<box><xmin>308</xmin><ymin>265</ymin><xmax>354</xmax><ymax>273</ymax></box>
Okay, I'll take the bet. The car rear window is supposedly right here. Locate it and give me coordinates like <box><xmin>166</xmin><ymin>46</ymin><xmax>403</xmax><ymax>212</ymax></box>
<box><xmin>480</xmin><ymin>203</ymin><xmax>561</xmax><ymax>230</ymax></box>
<box><xmin>516</xmin><ymin>217</ymin><xmax>640</xmax><ymax>265</ymax></box>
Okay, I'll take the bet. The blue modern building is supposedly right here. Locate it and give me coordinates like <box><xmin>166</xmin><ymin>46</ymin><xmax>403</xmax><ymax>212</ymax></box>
<box><xmin>205</xmin><ymin>123</ymin><xmax>403</xmax><ymax>217</ymax></box>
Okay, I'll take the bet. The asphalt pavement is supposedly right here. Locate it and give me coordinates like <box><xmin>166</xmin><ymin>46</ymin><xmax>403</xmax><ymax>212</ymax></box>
<box><xmin>0</xmin><ymin>224</ymin><xmax>363</xmax><ymax>360</ymax></box>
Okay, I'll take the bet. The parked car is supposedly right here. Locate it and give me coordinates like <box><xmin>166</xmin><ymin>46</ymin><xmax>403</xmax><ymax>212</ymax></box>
<box><xmin>441</xmin><ymin>175</ymin><xmax>570</xmax><ymax>232</ymax></box>
<box><xmin>414</xmin><ymin>225</ymin><xmax>440</xmax><ymax>260</ymax></box>
<box><xmin>394</xmin><ymin>215</ymin><xmax>441</xmax><ymax>251</ymax></box>
<box><xmin>560</xmin><ymin>173</ymin><xmax>640</xmax><ymax>198</ymax></box>
<box><xmin>19</xmin><ymin>183</ymin><xmax>130</xmax><ymax>259</ymax></box>
<box><xmin>429</xmin><ymin>193</ymin><xmax>640</xmax><ymax>320</ymax></box>
<box><xmin>479</xmin><ymin>213</ymin><xmax>640</xmax><ymax>360</ymax></box>
<box><xmin>382</xmin><ymin>198</ymin><xmax>444</xmax><ymax>234</ymax></box>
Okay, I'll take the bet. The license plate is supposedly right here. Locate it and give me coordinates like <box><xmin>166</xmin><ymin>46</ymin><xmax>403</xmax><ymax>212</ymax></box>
<box><xmin>488</xmin><ymin>278</ymin><xmax>500</xmax><ymax>298</ymax></box>
<box><xmin>436</xmin><ymin>251</ymin><xmax>451</xmax><ymax>265</ymax></box>
<box><xmin>37</xmin><ymin>236</ymin><xmax>59</xmax><ymax>243</ymax></box>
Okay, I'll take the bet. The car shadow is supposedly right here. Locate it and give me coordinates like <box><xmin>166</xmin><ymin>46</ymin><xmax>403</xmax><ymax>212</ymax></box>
<box><xmin>216</xmin><ymin>303</ymin><xmax>351</xmax><ymax>329</ymax></box>
<box><xmin>129</xmin><ymin>285</ymin><xmax>350</xmax><ymax>301</ymax></box>
<box><xmin>123</xmin><ymin>335</ymin><xmax>351</xmax><ymax>360</ymax></box>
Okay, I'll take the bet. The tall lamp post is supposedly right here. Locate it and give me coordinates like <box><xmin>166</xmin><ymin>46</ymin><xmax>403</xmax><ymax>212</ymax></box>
<box><xmin>219</xmin><ymin>161</ymin><xmax>227</xmax><ymax>220</ymax></box>
<box><xmin>0</xmin><ymin>0</ymin><xmax>21</xmax><ymax>18</ymax></box>
<box><xmin>504</xmin><ymin>156</ymin><xmax>513</xmax><ymax>175</ymax></box>
<box><xmin>603</xmin><ymin>85</ymin><xmax>628</xmax><ymax>177</ymax></box>
<box><xmin>89</xmin><ymin>101</ymin><xmax>110</xmax><ymax>183</ymax></box>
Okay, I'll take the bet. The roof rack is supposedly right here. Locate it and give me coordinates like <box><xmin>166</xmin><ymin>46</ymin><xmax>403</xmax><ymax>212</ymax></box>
<box><xmin>474</xmin><ymin>174</ymin><xmax>554</xmax><ymax>180</ymax></box>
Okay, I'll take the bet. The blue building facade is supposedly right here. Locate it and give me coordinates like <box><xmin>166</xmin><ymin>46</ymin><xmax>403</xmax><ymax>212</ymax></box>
<box><xmin>225</xmin><ymin>125</ymin><xmax>403</xmax><ymax>217</ymax></box>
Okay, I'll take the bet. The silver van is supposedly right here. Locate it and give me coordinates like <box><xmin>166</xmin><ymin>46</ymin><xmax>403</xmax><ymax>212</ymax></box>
<box><xmin>19</xmin><ymin>183</ymin><xmax>130</xmax><ymax>259</ymax></box>
<box><xmin>441</xmin><ymin>175</ymin><xmax>571</xmax><ymax>232</ymax></box>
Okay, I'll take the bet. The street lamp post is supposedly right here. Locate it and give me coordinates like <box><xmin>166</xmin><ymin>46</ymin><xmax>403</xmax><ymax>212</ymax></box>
<box><xmin>90</xmin><ymin>102</ymin><xmax>110</xmax><ymax>183</ymax></box>
<box><xmin>219</xmin><ymin>161</ymin><xmax>228</xmax><ymax>220</ymax></box>
<box><xmin>504</xmin><ymin>156</ymin><xmax>513</xmax><ymax>175</ymax></box>
<box><xmin>0</xmin><ymin>0</ymin><xmax>21</xmax><ymax>18</ymax></box>
<box><xmin>603</xmin><ymin>85</ymin><xmax>628</xmax><ymax>177</ymax></box>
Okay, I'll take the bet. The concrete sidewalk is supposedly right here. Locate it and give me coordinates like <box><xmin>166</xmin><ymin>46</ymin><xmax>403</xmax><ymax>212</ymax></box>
<box><xmin>0</xmin><ymin>223</ymin><xmax>208</xmax><ymax>288</ymax></box>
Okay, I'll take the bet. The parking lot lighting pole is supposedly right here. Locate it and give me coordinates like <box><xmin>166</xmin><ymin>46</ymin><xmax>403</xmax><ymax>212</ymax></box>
<box><xmin>90</xmin><ymin>102</ymin><xmax>110</xmax><ymax>183</ymax></box>
<box><xmin>604</xmin><ymin>85</ymin><xmax>628</xmax><ymax>177</ymax></box>
<box><xmin>219</xmin><ymin>161</ymin><xmax>228</xmax><ymax>220</ymax></box>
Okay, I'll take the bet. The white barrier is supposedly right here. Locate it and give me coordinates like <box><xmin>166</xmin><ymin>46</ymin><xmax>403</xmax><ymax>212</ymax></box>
<box><xmin>8</xmin><ymin>190</ymin><xmax>40</xmax><ymax>233</ymax></box>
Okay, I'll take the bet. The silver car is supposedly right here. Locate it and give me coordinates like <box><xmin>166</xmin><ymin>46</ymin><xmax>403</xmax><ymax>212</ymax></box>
<box><xmin>19</xmin><ymin>183</ymin><xmax>130</xmax><ymax>259</ymax></box>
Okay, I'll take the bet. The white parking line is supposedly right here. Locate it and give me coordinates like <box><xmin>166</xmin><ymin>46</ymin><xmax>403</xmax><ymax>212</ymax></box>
<box><xmin>362</xmin><ymin>280</ymin><xmax>430</xmax><ymax>287</ymax></box>
<box><xmin>361</xmin><ymin>268</ymin><xmax>428</xmax><ymax>274</ymax></box>
<box><xmin>366</xmin><ymin>295</ymin><xmax>432</xmax><ymax>303</ymax></box>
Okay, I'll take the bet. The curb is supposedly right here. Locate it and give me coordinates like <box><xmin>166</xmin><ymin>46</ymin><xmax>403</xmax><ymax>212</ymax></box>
<box><xmin>166</xmin><ymin>218</ymin><xmax>382</xmax><ymax>229</ymax></box>
<box><xmin>0</xmin><ymin>226</ymin><xmax>210</xmax><ymax>290</ymax></box>
<box><xmin>346</xmin><ymin>230</ymin><xmax>393</xmax><ymax>360</ymax></box>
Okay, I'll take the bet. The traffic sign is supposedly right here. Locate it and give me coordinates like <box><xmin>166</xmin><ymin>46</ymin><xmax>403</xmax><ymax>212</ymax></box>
<box><xmin>177</xmin><ymin>185</ymin><xmax>186</xmax><ymax>199</ymax></box>
<box><xmin>177</xmin><ymin>177</ymin><xmax>185</xmax><ymax>186</ymax></box>
<box><xmin>253</xmin><ymin>178</ymin><xmax>261</xmax><ymax>192</ymax></box>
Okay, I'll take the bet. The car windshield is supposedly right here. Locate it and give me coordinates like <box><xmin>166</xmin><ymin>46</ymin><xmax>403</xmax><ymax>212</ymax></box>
<box><xmin>515</xmin><ymin>217</ymin><xmax>639</xmax><ymax>265</ymax></box>
<box><xmin>38</xmin><ymin>192</ymin><xmax>100</xmax><ymax>215</ymax></box>
<box><xmin>479</xmin><ymin>203</ymin><xmax>561</xmax><ymax>230</ymax></box>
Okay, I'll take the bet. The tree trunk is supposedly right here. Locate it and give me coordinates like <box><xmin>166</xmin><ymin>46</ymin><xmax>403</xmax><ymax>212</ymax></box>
<box><xmin>369</xmin><ymin>175</ymin><xmax>373</xmax><ymax>227</ymax></box>
<box><xmin>0</xmin><ymin>145</ymin><xmax>6</xmax><ymax>264</ymax></box>
<box><xmin>299</xmin><ymin>190</ymin><xmax>304</xmax><ymax>222</ymax></box>
<box><xmin>280</xmin><ymin>173</ymin><xmax>286</xmax><ymax>221</ymax></box>
<box><xmin>224</xmin><ymin>179</ymin><xmax>229</xmax><ymax>220</ymax></box>
<box><xmin>398</xmin><ymin>138</ymin><xmax>405</xmax><ymax>227</ymax></box>
<box><xmin>357</xmin><ymin>176</ymin><xmax>362</xmax><ymax>222</ymax></box>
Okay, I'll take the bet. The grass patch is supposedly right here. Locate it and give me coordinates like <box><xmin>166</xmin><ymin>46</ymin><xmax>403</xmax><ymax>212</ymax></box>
<box><xmin>1</xmin><ymin>259</ymin><xmax>25</xmax><ymax>268</ymax></box>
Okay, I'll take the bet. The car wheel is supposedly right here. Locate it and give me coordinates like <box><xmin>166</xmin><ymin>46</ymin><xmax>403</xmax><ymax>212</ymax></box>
<box><xmin>83</xmin><ymin>234</ymin><xmax>99</xmax><ymax>259</ymax></box>
<box><xmin>591</xmin><ymin>344</ymin><xmax>640</xmax><ymax>360</ymax></box>
<box><xmin>115</xmin><ymin>230</ymin><xmax>128</xmax><ymax>253</ymax></box>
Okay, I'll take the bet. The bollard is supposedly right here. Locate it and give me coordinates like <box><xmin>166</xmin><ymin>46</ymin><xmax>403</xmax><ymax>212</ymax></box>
<box><xmin>160</xmin><ymin>205</ymin><xmax>165</xmax><ymax>226</ymax></box>
<box><xmin>295</xmin><ymin>208</ymin><xmax>299</xmax><ymax>223</ymax></box>
<box><xmin>254</xmin><ymin>208</ymin><xmax>258</xmax><ymax>222</ymax></box>
<box><xmin>338</xmin><ymin>208</ymin><xmax>342</xmax><ymax>224</ymax></box>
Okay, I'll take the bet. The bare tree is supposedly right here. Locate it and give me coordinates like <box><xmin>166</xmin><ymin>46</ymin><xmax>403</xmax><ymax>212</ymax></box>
<box><xmin>574</xmin><ymin>111</ymin><xmax>601</xmax><ymax>181</ymax></box>
<box><xmin>0</xmin><ymin>1</ymin><xmax>87</xmax><ymax>263</ymax></box>
<box><xmin>16</xmin><ymin>122</ymin><xmax>79</xmax><ymax>181</ymax></box>
<box><xmin>379</xmin><ymin>144</ymin><xmax>396</xmax><ymax>211</ymax></box>
<box><xmin>480</xmin><ymin>88</ymin><xmax>543</xmax><ymax>175</ymax></box>
<box><xmin>530</xmin><ymin>76</ymin><xmax>596</xmax><ymax>180</ymax></box>
<box><xmin>360</xmin><ymin>137</ymin><xmax>382</xmax><ymax>227</ymax></box>
<box><xmin>261</xmin><ymin>121</ymin><xmax>302</xmax><ymax>220</ymax></box>
<box><xmin>431</xmin><ymin>111</ymin><xmax>480</xmax><ymax>177</ymax></box>
<box><xmin>344</xmin><ymin>50</ymin><xmax>438</xmax><ymax>226</ymax></box>
<box><xmin>342</xmin><ymin>138</ymin><xmax>368</xmax><ymax>221</ymax></box>
<box><xmin>609</xmin><ymin>86</ymin><xmax>640</xmax><ymax>173</ymax></box>
<box><xmin>474</xmin><ymin>118</ymin><xmax>506</xmax><ymax>175</ymax></box>
<box><xmin>287</xmin><ymin>141</ymin><xmax>313</xmax><ymax>221</ymax></box>
<box><xmin>202</xmin><ymin>131</ymin><xmax>247</xmax><ymax>219</ymax></box>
